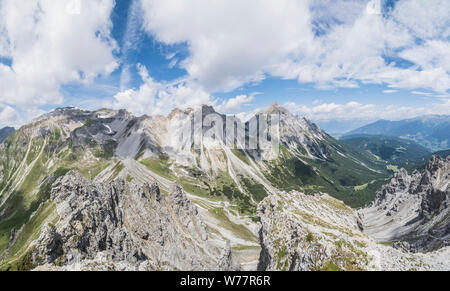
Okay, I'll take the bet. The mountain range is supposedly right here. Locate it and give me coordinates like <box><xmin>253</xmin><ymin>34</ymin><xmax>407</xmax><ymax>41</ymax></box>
<box><xmin>0</xmin><ymin>104</ymin><xmax>448</xmax><ymax>271</ymax></box>
<box><xmin>340</xmin><ymin>135</ymin><xmax>432</xmax><ymax>172</ymax></box>
<box><xmin>345</xmin><ymin>115</ymin><xmax>450</xmax><ymax>152</ymax></box>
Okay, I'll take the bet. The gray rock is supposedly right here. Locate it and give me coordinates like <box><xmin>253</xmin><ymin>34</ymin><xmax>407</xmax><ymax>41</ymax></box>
<box><xmin>361</xmin><ymin>155</ymin><xmax>449</xmax><ymax>253</ymax></box>
<box><xmin>28</xmin><ymin>171</ymin><xmax>224</xmax><ymax>270</ymax></box>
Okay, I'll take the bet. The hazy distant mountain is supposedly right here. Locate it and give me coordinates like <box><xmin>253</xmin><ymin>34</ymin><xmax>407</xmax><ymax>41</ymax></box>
<box><xmin>314</xmin><ymin>119</ymin><xmax>375</xmax><ymax>138</ymax></box>
<box><xmin>0</xmin><ymin>127</ymin><xmax>14</xmax><ymax>143</ymax></box>
<box><xmin>345</xmin><ymin>115</ymin><xmax>450</xmax><ymax>151</ymax></box>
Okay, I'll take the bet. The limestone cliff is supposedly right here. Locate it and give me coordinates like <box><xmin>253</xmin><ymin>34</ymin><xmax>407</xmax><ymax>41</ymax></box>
<box><xmin>27</xmin><ymin>171</ymin><xmax>231</xmax><ymax>271</ymax></box>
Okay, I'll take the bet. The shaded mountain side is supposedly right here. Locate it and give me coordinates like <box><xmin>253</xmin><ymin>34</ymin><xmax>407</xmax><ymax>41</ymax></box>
<box><xmin>0</xmin><ymin>105</ymin><xmax>448</xmax><ymax>271</ymax></box>
<box><xmin>345</xmin><ymin>115</ymin><xmax>450</xmax><ymax>152</ymax></box>
<box><xmin>256</xmin><ymin>153</ymin><xmax>449</xmax><ymax>271</ymax></box>
<box><xmin>411</xmin><ymin>149</ymin><xmax>450</xmax><ymax>172</ymax></box>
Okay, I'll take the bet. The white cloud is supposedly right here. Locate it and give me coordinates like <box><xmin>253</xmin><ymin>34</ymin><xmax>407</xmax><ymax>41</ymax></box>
<box><xmin>216</xmin><ymin>94</ymin><xmax>255</xmax><ymax>113</ymax></box>
<box><xmin>411</xmin><ymin>91</ymin><xmax>433</xmax><ymax>96</ymax></box>
<box><xmin>383</xmin><ymin>90</ymin><xmax>398</xmax><ymax>94</ymax></box>
<box><xmin>138</xmin><ymin>0</ymin><xmax>450</xmax><ymax>94</ymax></box>
<box><xmin>0</xmin><ymin>103</ymin><xmax>45</xmax><ymax>128</ymax></box>
<box><xmin>139</xmin><ymin>0</ymin><xmax>315</xmax><ymax>92</ymax></box>
<box><xmin>0</xmin><ymin>0</ymin><xmax>118</xmax><ymax>110</ymax></box>
<box><xmin>1</xmin><ymin>0</ymin><xmax>449</xmax><ymax>128</ymax></box>
<box><xmin>285</xmin><ymin>100</ymin><xmax>450</xmax><ymax>122</ymax></box>
<box><xmin>111</xmin><ymin>64</ymin><xmax>214</xmax><ymax>116</ymax></box>
<box><xmin>119</xmin><ymin>0</ymin><xmax>144</xmax><ymax>90</ymax></box>
<box><xmin>392</xmin><ymin>0</ymin><xmax>450</xmax><ymax>40</ymax></box>
<box><xmin>0</xmin><ymin>104</ymin><xmax>21</xmax><ymax>127</ymax></box>
<box><xmin>112</xmin><ymin>64</ymin><xmax>257</xmax><ymax>116</ymax></box>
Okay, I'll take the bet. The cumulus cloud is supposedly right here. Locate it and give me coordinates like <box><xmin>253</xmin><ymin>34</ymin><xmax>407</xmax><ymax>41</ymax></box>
<box><xmin>1</xmin><ymin>0</ymin><xmax>449</xmax><ymax>127</ymax></box>
<box><xmin>139</xmin><ymin>0</ymin><xmax>315</xmax><ymax>92</ymax></box>
<box><xmin>0</xmin><ymin>104</ymin><xmax>21</xmax><ymax>127</ymax></box>
<box><xmin>138</xmin><ymin>0</ymin><xmax>450</xmax><ymax>93</ymax></box>
<box><xmin>112</xmin><ymin>63</ymin><xmax>258</xmax><ymax>116</ymax></box>
<box><xmin>0</xmin><ymin>0</ymin><xmax>118</xmax><ymax>110</ymax></box>
<box><xmin>285</xmin><ymin>100</ymin><xmax>450</xmax><ymax>122</ymax></box>
<box><xmin>392</xmin><ymin>0</ymin><xmax>450</xmax><ymax>40</ymax></box>
<box><xmin>216</xmin><ymin>94</ymin><xmax>255</xmax><ymax>113</ymax></box>
<box><xmin>111</xmin><ymin>64</ymin><xmax>214</xmax><ymax>116</ymax></box>
<box><xmin>0</xmin><ymin>103</ymin><xmax>46</xmax><ymax>128</ymax></box>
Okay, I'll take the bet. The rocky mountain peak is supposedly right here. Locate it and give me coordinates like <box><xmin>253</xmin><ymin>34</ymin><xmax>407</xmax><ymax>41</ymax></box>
<box><xmin>197</xmin><ymin>104</ymin><xmax>221</xmax><ymax>118</ymax></box>
<box><xmin>34</xmin><ymin>106</ymin><xmax>91</xmax><ymax>122</ymax></box>
<box><xmin>261</xmin><ymin>102</ymin><xmax>292</xmax><ymax>116</ymax></box>
<box><xmin>426</xmin><ymin>155</ymin><xmax>449</xmax><ymax>173</ymax></box>
<box><xmin>167</xmin><ymin>108</ymin><xmax>189</xmax><ymax>119</ymax></box>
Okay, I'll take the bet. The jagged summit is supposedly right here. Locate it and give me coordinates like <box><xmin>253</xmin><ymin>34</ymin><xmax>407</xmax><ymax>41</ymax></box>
<box><xmin>30</xmin><ymin>102</ymin><xmax>313</xmax><ymax>129</ymax></box>
<box><xmin>167</xmin><ymin>108</ymin><xmax>193</xmax><ymax>119</ymax></box>
<box><xmin>259</xmin><ymin>102</ymin><xmax>292</xmax><ymax>116</ymax></box>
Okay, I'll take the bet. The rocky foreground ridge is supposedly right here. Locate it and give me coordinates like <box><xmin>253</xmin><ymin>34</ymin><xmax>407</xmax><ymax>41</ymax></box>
<box><xmin>256</xmin><ymin>155</ymin><xmax>450</xmax><ymax>271</ymax></box>
<box><xmin>257</xmin><ymin>191</ymin><xmax>449</xmax><ymax>271</ymax></box>
<box><xmin>8</xmin><ymin>171</ymin><xmax>237</xmax><ymax>271</ymax></box>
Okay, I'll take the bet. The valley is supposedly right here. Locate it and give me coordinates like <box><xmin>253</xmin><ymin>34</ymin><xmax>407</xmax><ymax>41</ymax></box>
<box><xmin>0</xmin><ymin>105</ymin><xmax>448</xmax><ymax>271</ymax></box>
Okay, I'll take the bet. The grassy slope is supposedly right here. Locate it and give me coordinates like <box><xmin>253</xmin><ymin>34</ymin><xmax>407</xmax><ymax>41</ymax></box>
<box><xmin>263</xmin><ymin>136</ymin><xmax>391</xmax><ymax>208</ymax></box>
<box><xmin>341</xmin><ymin>134</ymin><xmax>431</xmax><ymax>171</ymax></box>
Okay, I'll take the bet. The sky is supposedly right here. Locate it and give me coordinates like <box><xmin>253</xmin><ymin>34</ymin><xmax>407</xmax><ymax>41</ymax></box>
<box><xmin>0</xmin><ymin>0</ymin><xmax>449</xmax><ymax>134</ymax></box>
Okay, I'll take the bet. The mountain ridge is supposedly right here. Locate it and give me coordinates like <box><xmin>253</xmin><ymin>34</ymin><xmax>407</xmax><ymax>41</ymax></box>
<box><xmin>344</xmin><ymin>115</ymin><xmax>450</xmax><ymax>151</ymax></box>
<box><xmin>0</xmin><ymin>104</ymin><xmax>447</xmax><ymax>271</ymax></box>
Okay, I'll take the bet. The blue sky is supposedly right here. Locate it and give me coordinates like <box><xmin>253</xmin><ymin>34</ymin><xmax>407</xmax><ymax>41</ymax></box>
<box><xmin>0</xmin><ymin>0</ymin><xmax>449</xmax><ymax>133</ymax></box>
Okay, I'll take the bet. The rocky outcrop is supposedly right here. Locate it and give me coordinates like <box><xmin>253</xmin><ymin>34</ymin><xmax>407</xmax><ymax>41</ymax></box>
<box><xmin>257</xmin><ymin>191</ymin><xmax>371</xmax><ymax>271</ymax></box>
<box><xmin>361</xmin><ymin>155</ymin><xmax>449</xmax><ymax>252</ymax></box>
<box><xmin>256</xmin><ymin>190</ymin><xmax>450</xmax><ymax>271</ymax></box>
<box><xmin>28</xmin><ymin>171</ymin><xmax>225</xmax><ymax>271</ymax></box>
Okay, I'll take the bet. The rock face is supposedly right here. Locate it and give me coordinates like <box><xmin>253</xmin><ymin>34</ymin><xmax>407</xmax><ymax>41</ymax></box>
<box><xmin>256</xmin><ymin>190</ymin><xmax>450</xmax><ymax>271</ymax></box>
<box><xmin>28</xmin><ymin>171</ymin><xmax>226</xmax><ymax>271</ymax></box>
<box><xmin>257</xmin><ymin>191</ymin><xmax>371</xmax><ymax>271</ymax></box>
<box><xmin>360</xmin><ymin>155</ymin><xmax>450</xmax><ymax>252</ymax></box>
